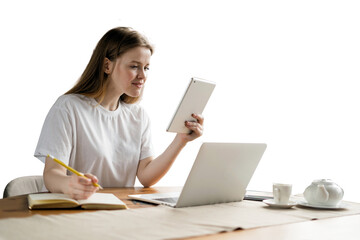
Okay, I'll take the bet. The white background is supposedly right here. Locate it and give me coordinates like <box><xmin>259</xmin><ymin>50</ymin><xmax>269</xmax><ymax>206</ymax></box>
<box><xmin>1</xmin><ymin>0</ymin><xmax>359</xmax><ymax>201</ymax></box>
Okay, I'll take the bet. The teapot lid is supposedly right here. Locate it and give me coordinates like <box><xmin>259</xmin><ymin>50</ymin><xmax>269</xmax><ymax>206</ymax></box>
<box><xmin>312</xmin><ymin>179</ymin><xmax>335</xmax><ymax>185</ymax></box>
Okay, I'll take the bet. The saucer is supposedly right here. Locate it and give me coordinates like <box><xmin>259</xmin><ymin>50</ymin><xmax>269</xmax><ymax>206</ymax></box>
<box><xmin>297</xmin><ymin>200</ymin><xmax>347</xmax><ymax>209</ymax></box>
<box><xmin>263</xmin><ymin>199</ymin><xmax>296</xmax><ymax>209</ymax></box>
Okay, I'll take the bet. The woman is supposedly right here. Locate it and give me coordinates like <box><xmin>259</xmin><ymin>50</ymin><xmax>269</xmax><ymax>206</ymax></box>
<box><xmin>34</xmin><ymin>27</ymin><xmax>204</xmax><ymax>200</ymax></box>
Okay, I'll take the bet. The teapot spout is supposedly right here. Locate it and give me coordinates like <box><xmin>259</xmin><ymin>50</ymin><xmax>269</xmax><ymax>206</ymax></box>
<box><xmin>315</xmin><ymin>184</ymin><xmax>329</xmax><ymax>203</ymax></box>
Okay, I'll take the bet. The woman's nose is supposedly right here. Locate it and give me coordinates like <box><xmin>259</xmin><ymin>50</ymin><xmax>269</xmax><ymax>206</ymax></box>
<box><xmin>137</xmin><ymin>69</ymin><xmax>146</xmax><ymax>79</ymax></box>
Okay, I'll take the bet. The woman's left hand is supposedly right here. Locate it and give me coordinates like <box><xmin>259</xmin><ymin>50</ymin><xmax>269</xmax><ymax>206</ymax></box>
<box><xmin>178</xmin><ymin>113</ymin><xmax>204</xmax><ymax>142</ymax></box>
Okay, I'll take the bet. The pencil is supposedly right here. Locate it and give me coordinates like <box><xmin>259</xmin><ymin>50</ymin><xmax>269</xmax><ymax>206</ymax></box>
<box><xmin>47</xmin><ymin>154</ymin><xmax>103</xmax><ymax>189</ymax></box>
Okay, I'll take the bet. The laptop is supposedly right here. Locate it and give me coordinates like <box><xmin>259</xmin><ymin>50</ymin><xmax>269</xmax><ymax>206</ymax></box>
<box><xmin>129</xmin><ymin>142</ymin><xmax>267</xmax><ymax>208</ymax></box>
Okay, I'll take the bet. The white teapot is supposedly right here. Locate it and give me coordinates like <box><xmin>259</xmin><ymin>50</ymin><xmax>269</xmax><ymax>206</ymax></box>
<box><xmin>303</xmin><ymin>179</ymin><xmax>344</xmax><ymax>206</ymax></box>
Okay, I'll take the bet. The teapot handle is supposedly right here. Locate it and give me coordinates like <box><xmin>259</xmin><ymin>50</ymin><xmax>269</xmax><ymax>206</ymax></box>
<box><xmin>316</xmin><ymin>184</ymin><xmax>329</xmax><ymax>202</ymax></box>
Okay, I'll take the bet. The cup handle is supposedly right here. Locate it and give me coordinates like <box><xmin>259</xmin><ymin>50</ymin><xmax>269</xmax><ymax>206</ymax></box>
<box><xmin>274</xmin><ymin>187</ymin><xmax>280</xmax><ymax>202</ymax></box>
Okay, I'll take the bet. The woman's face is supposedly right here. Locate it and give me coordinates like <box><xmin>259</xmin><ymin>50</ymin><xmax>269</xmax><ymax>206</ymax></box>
<box><xmin>106</xmin><ymin>46</ymin><xmax>151</xmax><ymax>98</ymax></box>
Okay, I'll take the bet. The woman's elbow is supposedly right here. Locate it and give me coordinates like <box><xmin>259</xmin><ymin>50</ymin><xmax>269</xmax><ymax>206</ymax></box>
<box><xmin>138</xmin><ymin>178</ymin><xmax>154</xmax><ymax>188</ymax></box>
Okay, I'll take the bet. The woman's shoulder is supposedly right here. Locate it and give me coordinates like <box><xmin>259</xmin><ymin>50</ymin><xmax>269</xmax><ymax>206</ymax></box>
<box><xmin>53</xmin><ymin>94</ymin><xmax>91</xmax><ymax>110</ymax></box>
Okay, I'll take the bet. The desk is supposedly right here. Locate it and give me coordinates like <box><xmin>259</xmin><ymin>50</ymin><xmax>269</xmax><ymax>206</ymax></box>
<box><xmin>1</xmin><ymin>187</ymin><xmax>360</xmax><ymax>240</ymax></box>
<box><xmin>0</xmin><ymin>187</ymin><xmax>176</xmax><ymax>219</ymax></box>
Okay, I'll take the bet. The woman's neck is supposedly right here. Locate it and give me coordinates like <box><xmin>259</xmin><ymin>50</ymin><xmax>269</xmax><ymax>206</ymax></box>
<box><xmin>96</xmin><ymin>93</ymin><xmax>121</xmax><ymax>111</ymax></box>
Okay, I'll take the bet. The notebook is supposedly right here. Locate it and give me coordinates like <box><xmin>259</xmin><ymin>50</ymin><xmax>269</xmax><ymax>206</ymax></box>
<box><xmin>28</xmin><ymin>193</ymin><xmax>128</xmax><ymax>210</ymax></box>
<box><xmin>129</xmin><ymin>142</ymin><xmax>267</xmax><ymax>208</ymax></box>
<box><xmin>167</xmin><ymin>77</ymin><xmax>215</xmax><ymax>133</ymax></box>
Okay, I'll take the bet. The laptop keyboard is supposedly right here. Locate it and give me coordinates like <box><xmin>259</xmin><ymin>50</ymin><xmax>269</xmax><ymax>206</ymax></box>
<box><xmin>154</xmin><ymin>197</ymin><xmax>179</xmax><ymax>204</ymax></box>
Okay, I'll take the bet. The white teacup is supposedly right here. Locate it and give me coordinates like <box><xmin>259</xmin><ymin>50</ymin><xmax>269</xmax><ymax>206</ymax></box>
<box><xmin>273</xmin><ymin>183</ymin><xmax>292</xmax><ymax>205</ymax></box>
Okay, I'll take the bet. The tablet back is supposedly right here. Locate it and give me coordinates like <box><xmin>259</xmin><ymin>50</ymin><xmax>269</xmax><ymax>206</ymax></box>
<box><xmin>167</xmin><ymin>77</ymin><xmax>216</xmax><ymax>133</ymax></box>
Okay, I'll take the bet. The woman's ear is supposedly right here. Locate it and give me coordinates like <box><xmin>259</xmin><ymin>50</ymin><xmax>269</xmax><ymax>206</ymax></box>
<box><xmin>104</xmin><ymin>58</ymin><xmax>113</xmax><ymax>74</ymax></box>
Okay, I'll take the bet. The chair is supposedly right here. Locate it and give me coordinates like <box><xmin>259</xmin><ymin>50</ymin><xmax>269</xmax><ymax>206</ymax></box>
<box><xmin>3</xmin><ymin>175</ymin><xmax>44</xmax><ymax>198</ymax></box>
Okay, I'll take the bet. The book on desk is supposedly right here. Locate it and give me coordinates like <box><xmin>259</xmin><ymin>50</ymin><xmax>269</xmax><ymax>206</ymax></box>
<box><xmin>28</xmin><ymin>193</ymin><xmax>128</xmax><ymax>210</ymax></box>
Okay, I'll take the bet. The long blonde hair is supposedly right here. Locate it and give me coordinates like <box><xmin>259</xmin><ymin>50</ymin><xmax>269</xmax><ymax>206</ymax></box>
<box><xmin>66</xmin><ymin>27</ymin><xmax>153</xmax><ymax>104</ymax></box>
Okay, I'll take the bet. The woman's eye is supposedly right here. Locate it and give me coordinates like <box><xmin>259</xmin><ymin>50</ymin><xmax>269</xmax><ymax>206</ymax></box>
<box><xmin>130</xmin><ymin>65</ymin><xmax>138</xmax><ymax>69</ymax></box>
<box><xmin>144</xmin><ymin>66</ymin><xmax>150</xmax><ymax>71</ymax></box>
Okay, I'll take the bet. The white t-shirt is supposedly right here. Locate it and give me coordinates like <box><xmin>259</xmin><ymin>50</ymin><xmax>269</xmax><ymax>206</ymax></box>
<box><xmin>34</xmin><ymin>94</ymin><xmax>154</xmax><ymax>187</ymax></box>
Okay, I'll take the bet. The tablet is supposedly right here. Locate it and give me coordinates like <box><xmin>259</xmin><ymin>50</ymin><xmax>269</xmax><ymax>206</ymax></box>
<box><xmin>167</xmin><ymin>77</ymin><xmax>216</xmax><ymax>133</ymax></box>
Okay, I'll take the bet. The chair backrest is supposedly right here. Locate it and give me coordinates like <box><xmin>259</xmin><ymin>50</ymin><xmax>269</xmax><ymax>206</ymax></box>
<box><xmin>3</xmin><ymin>175</ymin><xmax>44</xmax><ymax>198</ymax></box>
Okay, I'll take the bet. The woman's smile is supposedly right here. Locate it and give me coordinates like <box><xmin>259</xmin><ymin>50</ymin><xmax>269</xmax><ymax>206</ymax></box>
<box><xmin>132</xmin><ymin>81</ymin><xmax>144</xmax><ymax>89</ymax></box>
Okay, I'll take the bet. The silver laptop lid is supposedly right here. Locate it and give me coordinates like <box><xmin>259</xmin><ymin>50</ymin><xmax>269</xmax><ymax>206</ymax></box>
<box><xmin>176</xmin><ymin>143</ymin><xmax>266</xmax><ymax>208</ymax></box>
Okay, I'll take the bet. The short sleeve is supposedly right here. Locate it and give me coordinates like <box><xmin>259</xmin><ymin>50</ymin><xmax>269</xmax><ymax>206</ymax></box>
<box><xmin>34</xmin><ymin>100</ymin><xmax>73</xmax><ymax>165</ymax></box>
<box><xmin>140</xmin><ymin>108</ymin><xmax>155</xmax><ymax>160</ymax></box>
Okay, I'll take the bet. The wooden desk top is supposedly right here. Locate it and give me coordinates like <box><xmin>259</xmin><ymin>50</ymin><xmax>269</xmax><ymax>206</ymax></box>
<box><xmin>0</xmin><ymin>186</ymin><xmax>178</xmax><ymax>219</ymax></box>
<box><xmin>1</xmin><ymin>187</ymin><xmax>360</xmax><ymax>240</ymax></box>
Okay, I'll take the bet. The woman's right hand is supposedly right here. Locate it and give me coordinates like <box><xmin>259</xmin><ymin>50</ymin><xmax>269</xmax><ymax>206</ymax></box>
<box><xmin>65</xmin><ymin>173</ymin><xmax>99</xmax><ymax>200</ymax></box>
<box><xmin>43</xmin><ymin>156</ymin><xmax>99</xmax><ymax>200</ymax></box>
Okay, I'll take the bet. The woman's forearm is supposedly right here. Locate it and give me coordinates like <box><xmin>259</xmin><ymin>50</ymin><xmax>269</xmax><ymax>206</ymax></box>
<box><xmin>43</xmin><ymin>156</ymin><xmax>99</xmax><ymax>199</ymax></box>
<box><xmin>137</xmin><ymin>114</ymin><xmax>205</xmax><ymax>187</ymax></box>
<box><xmin>137</xmin><ymin>135</ymin><xmax>187</xmax><ymax>187</ymax></box>
<box><xmin>43</xmin><ymin>156</ymin><xmax>70</xmax><ymax>193</ymax></box>
<box><xmin>43</xmin><ymin>168</ymin><xmax>70</xmax><ymax>193</ymax></box>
